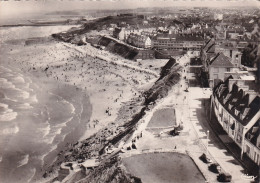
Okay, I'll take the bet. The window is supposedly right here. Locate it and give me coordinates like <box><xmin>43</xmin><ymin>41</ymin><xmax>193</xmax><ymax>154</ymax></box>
<box><xmin>246</xmin><ymin>145</ymin><xmax>250</xmax><ymax>154</ymax></box>
<box><xmin>226</xmin><ymin>68</ymin><xmax>230</xmax><ymax>72</ymax></box>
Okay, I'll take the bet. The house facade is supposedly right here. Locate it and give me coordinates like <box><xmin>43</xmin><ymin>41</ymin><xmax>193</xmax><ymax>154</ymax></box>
<box><xmin>244</xmin><ymin>122</ymin><xmax>260</xmax><ymax>166</ymax></box>
<box><xmin>208</xmin><ymin>53</ymin><xmax>234</xmax><ymax>87</ymax></box>
<box><xmin>127</xmin><ymin>33</ymin><xmax>152</xmax><ymax>48</ymax></box>
<box><xmin>212</xmin><ymin>77</ymin><xmax>260</xmax><ymax>165</ymax></box>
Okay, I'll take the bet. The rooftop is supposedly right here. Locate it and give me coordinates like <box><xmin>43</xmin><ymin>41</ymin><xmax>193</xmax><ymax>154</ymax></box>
<box><xmin>210</xmin><ymin>53</ymin><xmax>234</xmax><ymax>67</ymax></box>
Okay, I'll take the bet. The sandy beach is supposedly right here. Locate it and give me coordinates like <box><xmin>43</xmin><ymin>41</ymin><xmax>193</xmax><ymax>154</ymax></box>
<box><xmin>0</xmin><ymin>25</ymin><xmax>160</xmax><ymax>182</ymax></box>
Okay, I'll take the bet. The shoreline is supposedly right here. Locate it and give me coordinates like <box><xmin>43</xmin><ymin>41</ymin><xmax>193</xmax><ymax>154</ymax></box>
<box><xmin>0</xmin><ymin>62</ymin><xmax>93</xmax><ymax>182</ymax></box>
<box><xmin>0</xmin><ymin>25</ymin><xmax>159</xmax><ymax>182</ymax></box>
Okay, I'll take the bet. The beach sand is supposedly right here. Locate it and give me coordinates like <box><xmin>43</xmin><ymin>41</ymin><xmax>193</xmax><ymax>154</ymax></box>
<box><xmin>0</xmin><ymin>25</ymin><xmax>159</xmax><ymax>182</ymax></box>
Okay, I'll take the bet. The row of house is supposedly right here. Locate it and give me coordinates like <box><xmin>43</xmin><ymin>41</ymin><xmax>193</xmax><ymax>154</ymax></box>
<box><xmin>212</xmin><ymin>76</ymin><xmax>260</xmax><ymax>165</ymax></box>
<box><xmin>200</xmin><ymin>38</ymin><xmax>255</xmax><ymax>88</ymax></box>
<box><xmin>127</xmin><ymin>33</ymin><xmax>152</xmax><ymax>48</ymax></box>
<box><xmin>113</xmin><ymin>27</ymin><xmax>156</xmax><ymax>41</ymax></box>
<box><xmin>113</xmin><ymin>27</ymin><xmax>206</xmax><ymax>50</ymax></box>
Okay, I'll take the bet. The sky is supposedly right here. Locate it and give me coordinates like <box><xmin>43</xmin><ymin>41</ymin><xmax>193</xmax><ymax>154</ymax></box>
<box><xmin>0</xmin><ymin>0</ymin><xmax>259</xmax><ymax>19</ymax></box>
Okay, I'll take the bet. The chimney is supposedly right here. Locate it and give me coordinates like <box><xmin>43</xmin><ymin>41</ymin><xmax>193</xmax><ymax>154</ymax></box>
<box><xmin>228</xmin><ymin>79</ymin><xmax>237</xmax><ymax>92</ymax></box>
<box><xmin>238</xmin><ymin>85</ymin><xmax>249</xmax><ymax>95</ymax></box>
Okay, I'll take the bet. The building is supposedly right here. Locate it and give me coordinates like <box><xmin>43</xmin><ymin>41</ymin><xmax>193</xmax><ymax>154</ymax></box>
<box><xmin>212</xmin><ymin>77</ymin><xmax>260</xmax><ymax>165</ymax></box>
<box><xmin>113</xmin><ymin>27</ymin><xmax>142</xmax><ymax>41</ymax></box>
<box><xmin>152</xmin><ymin>33</ymin><xmax>205</xmax><ymax>51</ymax></box>
<box><xmin>127</xmin><ymin>33</ymin><xmax>152</xmax><ymax>48</ymax></box>
<box><xmin>208</xmin><ymin>53</ymin><xmax>235</xmax><ymax>87</ymax></box>
<box><xmin>215</xmin><ymin>43</ymin><xmax>242</xmax><ymax>68</ymax></box>
<box><xmin>244</xmin><ymin>121</ymin><xmax>260</xmax><ymax>166</ymax></box>
<box><xmin>214</xmin><ymin>13</ymin><xmax>223</xmax><ymax>21</ymax></box>
<box><xmin>201</xmin><ymin>38</ymin><xmax>217</xmax><ymax>70</ymax></box>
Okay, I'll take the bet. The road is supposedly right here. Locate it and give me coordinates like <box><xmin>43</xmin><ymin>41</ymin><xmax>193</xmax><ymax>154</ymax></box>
<box><xmin>120</xmin><ymin>52</ymin><xmax>251</xmax><ymax>183</ymax></box>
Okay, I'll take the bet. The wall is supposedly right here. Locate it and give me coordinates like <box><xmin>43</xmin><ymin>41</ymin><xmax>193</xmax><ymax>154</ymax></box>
<box><xmin>244</xmin><ymin>139</ymin><xmax>260</xmax><ymax>165</ymax></box>
<box><xmin>209</xmin><ymin>66</ymin><xmax>230</xmax><ymax>81</ymax></box>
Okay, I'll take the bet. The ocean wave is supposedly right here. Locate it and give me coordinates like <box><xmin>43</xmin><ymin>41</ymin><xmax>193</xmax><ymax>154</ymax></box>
<box><xmin>17</xmin><ymin>154</ymin><xmax>29</xmax><ymax>168</ymax></box>
<box><xmin>13</xmin><ymin>88</ymin><xmax>30</xmax><ymax>100</ymax></box>
<box><xmin>2</xmin><ymin>125</ymin><xmax>19</xmax><ymax>135</ymax></box>
<box><xmin>27</xmin><ymin>168</ymin><xmax>36</xmax><ymax>183</ymax></box>
<box><xmin>0</xmin><ymin>105</ymin><xmax>18</xmax><ymax>122</ymax></box>
<box><xmin>0</xmin><ymin>78</ymin><xmax>15</xmax><ymax>89</ymax></box>
<box><xmin>63</xmin><ymin>100</ymin><xmax>75</xmax><ymax>114</ymax></box>
<box><xmin>0</xmin><ymin>102</ymin><xmax>8</xmax><ymax>109</ymax></box>
<box><xmin>40</xmin><ymin>123</ymin><xmax>51</xmax><ymax>138</ymax></box>
<box><xmin>13</xmin><ymin>76</ymin><xmax>25</xmax><ymax>83</ymax></box>
<box><xmin>17</xmin><ymin>103</ymin><xmax>33</xmax><ymax>109</ymax></box>
<box><xmin>5</xmin><ymin>96</ymin><xmax>18</xmax><ymax>102</ymax></box>
<box><xmin>38</xmin><ymin>144</ymin><xmax>58</xmax><ymax>163</ymax></box>
<box><xmin>42</xmin><ymin>117</ymin><xmax>73</xmax><ymax>144</ymax></box>
<box><xmin>30</xmin><ymin>94</ymin><xmax>38</xmax><ymax>103</ymax></box>
<box><xmin>49</xmin><ymin>92</ymin><xmax>75</xmax><ymax>114</ymax></box>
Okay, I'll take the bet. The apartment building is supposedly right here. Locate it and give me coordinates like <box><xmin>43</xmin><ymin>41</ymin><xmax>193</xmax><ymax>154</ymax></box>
<box><xmin>212</xmin><ymin>77</ymin><xmax>260</xmax><ymax>165</ymax></box>
<box><xmin>152</xmin><ymin>33</ymin><xmax>205</xmax><ymax>51</ymax></box>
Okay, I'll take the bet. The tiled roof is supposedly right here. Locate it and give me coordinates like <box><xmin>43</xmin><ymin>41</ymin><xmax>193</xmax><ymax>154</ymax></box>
<box><xmin>214</xmin><ymin>78</ymin><xmax>260</xmax><ymax>126</ymax></box>
<box><xmin>234</xmin><ymin>93</ymin><xmax>249</xmax><ymax>111</ymax></box>
<box><xmin>243</xmin><ymin>96</ymin><xmax>260</xmax><ymax>123</ymax></box>
<box><xmin>203</xmin><ymin>38</ymin><xmax>214</xmax><ymax>51</ymax></box>
<box><xmin>206</xmin><ymin>43</ymin><xmax>215</xmax><ymax>53</ymax></box>
<box><xmin>210</xmin><ymin>53</ymin><xmax>234</xmax><ymax>67</ymax></box>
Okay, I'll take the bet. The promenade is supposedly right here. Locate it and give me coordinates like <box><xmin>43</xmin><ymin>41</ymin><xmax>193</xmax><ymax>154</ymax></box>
<box><xmin>120</xmin><ymin>52</ymin><xmax>253</xmax><ymax>183</ymax></box>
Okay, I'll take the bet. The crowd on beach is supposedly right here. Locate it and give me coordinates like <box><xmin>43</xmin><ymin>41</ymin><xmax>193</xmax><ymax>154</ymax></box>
<box><xmin>2</xmin><ymin>36</ymin><xmax>159</xmax><ymax>142</ymax></box>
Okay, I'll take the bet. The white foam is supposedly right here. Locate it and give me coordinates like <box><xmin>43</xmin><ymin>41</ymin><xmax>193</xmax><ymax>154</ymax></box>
<box><xmin>17</xmin><ymin>103</ymin><xmax>32</xmax><ymax>109</ymax></box>
<box><xmin>0</xmin><ymin>78</ymin><xmax>15</xmax><ymax>89</ymax></box>
<box><xmin>27</xmin><ymin>168</ymin><xmax>36</xmax><ymax>183</ymax></box>
<box><xmin>2</xmin><ymin>125</ymin><xmax>19</xmax><ymax>135</ymax></box>
<box><xmin>40</xmin><ymin>123</ymin><xmax>51</xmax><ymax>138</ymax></box>
<box><xmin>30</xmin><ymin>94</ymin><xmax>38</xmax><ymax>103</ymax></box>
<box><xmin>42</xmin><ymin>116</ymin><xmax>73</xmax><ymax>144</ymax></box>
<box><xmin>13</xmin><ymin>76</ymin><xmax>25</xmax><ymax>83</ymax></box>
<box><xmin>49</xmin><ymin>92</ymin><xmax>75</xmax><ymax>114</ymax></box>
<box><xmin>14</xmin><ymin>88</ymin><xmax>30</xmax><ymax>100</ymax></box>
<box><xmin>5</xmin><ymin>96</ymin><xmax>18</xmax><ymax>102</ymax></box>
<box><xmin>0</xmin><ymin>110</ymin><xmax>18</xmax><ymax>122</ymax></box>
<box><xmin>17</xmin><ymin>154</ymin><xmax>29</xmax><ymax>168</ymax></box>
<box><xmin>64</xmin><ymin>100</ymin><xmax>75</xmax><ymax>114</ymax></box>
<box><xmin>0</xmin><ymin>103</ymin><xmax>8</xmax><ymax>109</ymax></box>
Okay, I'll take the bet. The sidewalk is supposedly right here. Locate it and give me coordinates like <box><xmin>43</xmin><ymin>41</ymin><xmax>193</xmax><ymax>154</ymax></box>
<box><xmin>186</xmin><ymin>87</ymin><xmax>251</xmax><ymax>183</ymax></box>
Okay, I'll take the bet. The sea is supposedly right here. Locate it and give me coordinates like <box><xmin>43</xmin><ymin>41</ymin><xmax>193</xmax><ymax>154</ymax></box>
<box><xmin>0</xmin><ymin>64</ymin><xmax>92</xmax><ymax>183</ymax></box>
<box><xmin>0</xmin><ymin>20</ymin><xmax>91</xmax><ymax>182</ymax></box>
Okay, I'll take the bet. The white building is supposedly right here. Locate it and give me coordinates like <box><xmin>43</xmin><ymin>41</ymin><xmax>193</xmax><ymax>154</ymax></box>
<box><xmin>212</xmin><ymin>77</ymin><xmax>260</xmax><ymax>165</ymax></box>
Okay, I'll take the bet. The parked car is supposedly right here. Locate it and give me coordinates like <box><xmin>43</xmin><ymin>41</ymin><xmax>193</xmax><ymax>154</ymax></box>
<box><xmin>217</xmin><ymin>173</ymin><xmax>232</xmax><ymax>182</ymax></box>
<box><xmin>208</xmin><ymin>163</ymin><xmax>221</xmax><ymax>173</ymax></box>
<box><xmin>199</xmin><ymin>153</ymin><xmax>212</xmax><ymax>163</ymax></box>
